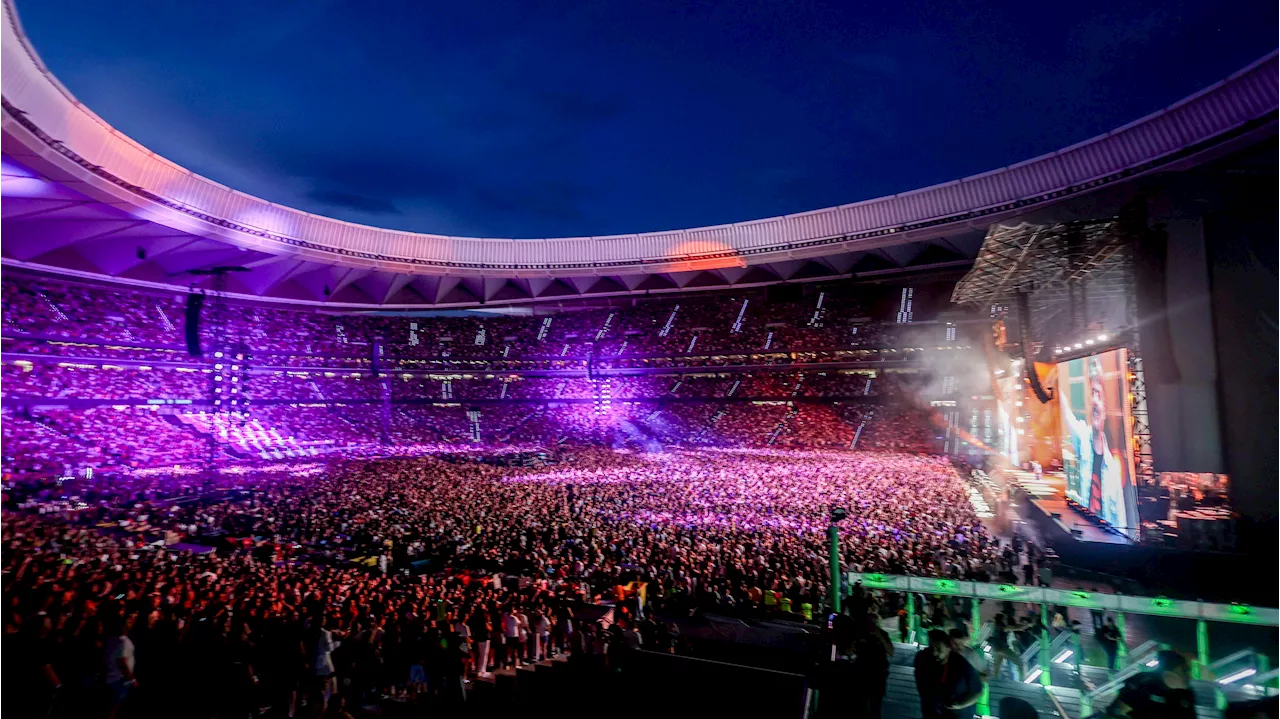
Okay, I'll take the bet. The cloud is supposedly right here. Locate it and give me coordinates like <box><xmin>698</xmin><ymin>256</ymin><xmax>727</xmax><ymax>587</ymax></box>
<box><xmin>307</xmin><ymin>190</ymin><xmax>401</xmax><ymax>215</ymax></box>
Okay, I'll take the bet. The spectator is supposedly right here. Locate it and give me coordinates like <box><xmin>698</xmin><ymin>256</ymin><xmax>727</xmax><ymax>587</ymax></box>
<box><xmin>914</xmin><ymin>629</ymin><xmax>983</xmax><ymax>719</ymax></box>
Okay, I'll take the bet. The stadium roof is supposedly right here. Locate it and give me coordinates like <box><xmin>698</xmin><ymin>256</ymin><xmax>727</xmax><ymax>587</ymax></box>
<box><xmin>2</xmin><ymin>0</ymin><xmax>1276</xmax><ymax>308</ymax></box>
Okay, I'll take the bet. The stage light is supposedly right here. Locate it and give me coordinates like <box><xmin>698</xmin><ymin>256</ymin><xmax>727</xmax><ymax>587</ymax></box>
<box><xmin>1023</xmin><ymin>668</ymin><xmax>1043</xmax><ymax>684</ymax></box>
<box><xmin>214</xmin><ymin>351</ymin><xmax>223</xmax><ymax>358</ymax></box>
<box><xmin>1085</xmin><ymin>340</ymin><xmax>1094</xmax><ymax>345</ymax></box>
<box><xmin>1098</xmin><ymin>334</ymin><xmax>1108</xmax><ymax>341</ymax></box>
<box><xmin>215</xmin><ymin>364</ymin><xmax>223</xmax><ymax>370</ymax></box>
<box><xmin>1074</xmin><ymin>343</ymin><xmax>1083</xmax><ymax>349</ymax></box>
<box><xmin>1146</xmin><ymin>659</ymin><xmax>1160</xmax><ymax>667</ymax></box>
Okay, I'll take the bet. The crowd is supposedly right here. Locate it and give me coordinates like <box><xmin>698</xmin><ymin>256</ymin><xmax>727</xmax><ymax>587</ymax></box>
<box><xmin>0</xmin><ymin>273</ymin><xmax>1000</xmax><ymax>717</ymax></box>
<box><xmin>2</xmin><ymin>448</ymin><xmax>998</xmax><ymax>717</ymax></box>
<box><xmin>3</xmin><ymin>362</ymin><xmax>930</xmax><ymax>405</ymax></box>
<box><xmin>1</xmin><ymin>350</ymin><xmax>946</xmax><ymax>476</ymax></box>
<box><xmin>3</xmin><ymin>276</ymin><xmax>932</xmax><ymax>365</ymax></box>
<box><xmin>1</xmin><ymin>399</ymin><xmax>942</xmax><ymax>476</ymax></box>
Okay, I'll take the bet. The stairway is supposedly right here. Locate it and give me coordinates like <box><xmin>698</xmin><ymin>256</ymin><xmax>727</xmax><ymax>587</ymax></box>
<box><xmin>881</xmin><ymin>641</ymin><xmax>1229</xmax><ymax>719</ymax></box>
<box><xmin>883</xmin><ymin>663</ymin><xmax>1072</xmax><ymax>719</ymax></box>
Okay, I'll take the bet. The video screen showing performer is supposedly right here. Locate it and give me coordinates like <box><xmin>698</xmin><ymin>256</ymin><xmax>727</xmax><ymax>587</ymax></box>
<box><xmin>1059</xmin><ymin>349</ymin><xmax>1138</xmax><ymax>537</ymax></box>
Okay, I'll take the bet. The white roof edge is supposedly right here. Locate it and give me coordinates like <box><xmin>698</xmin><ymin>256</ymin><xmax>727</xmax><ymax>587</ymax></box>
<box><xmin>2</xmin><ymin>0</ymin><xmax>1276</xmax><ymax>270</ymax></box>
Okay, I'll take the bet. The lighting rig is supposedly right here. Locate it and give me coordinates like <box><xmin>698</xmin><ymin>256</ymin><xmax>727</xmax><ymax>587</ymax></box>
<box><xmin>188</xmin><ymin>265</ymin><xmax>249</xmax><ymax>464</ymax></box>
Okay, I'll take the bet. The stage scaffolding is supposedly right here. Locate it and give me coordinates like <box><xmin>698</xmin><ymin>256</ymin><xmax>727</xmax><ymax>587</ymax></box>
<box><xmin>951</xmin><ymin>220</ymin><xmax>1132</xmax><ymax>347</ymax></box>
<box><xmin>952</xmin><ymin>218</ymin><xmax>1157</xmax><ymax>486</ymax></box>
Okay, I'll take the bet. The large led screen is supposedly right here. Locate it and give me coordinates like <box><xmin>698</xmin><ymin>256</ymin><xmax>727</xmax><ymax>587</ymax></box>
<box><xmin>1058</xmin><ymin>349</ymin><xmax>1139</xmax><ymax>538</ymax></box>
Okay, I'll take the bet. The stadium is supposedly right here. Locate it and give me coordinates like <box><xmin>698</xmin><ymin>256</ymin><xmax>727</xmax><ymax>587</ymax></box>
<box><xmin>1</xmin><ymin>1</ymin><xmax>1277</xmax><ymax>718</ymax></box>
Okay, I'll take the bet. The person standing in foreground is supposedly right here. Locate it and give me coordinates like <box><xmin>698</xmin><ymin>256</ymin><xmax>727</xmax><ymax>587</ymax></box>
<box><xmin>914</xmin><ymin>629</ymin><xmax>983</xmax><ymax>719</ymax></box>
<box><xmin>854</xmin><ymin>612</ymin><xmax>896</xmax><ymax>719</ymax></box>
<box><xmin>103</xmin><ymin>615</ymin><xmax>137</xmax><ymax>719</ymax></box>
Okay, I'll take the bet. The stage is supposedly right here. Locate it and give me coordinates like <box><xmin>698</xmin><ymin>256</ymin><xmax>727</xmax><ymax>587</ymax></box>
<box><xmin>1004</xmin><ymin>469</ymin><xmax>1133</xmax><ymax>545</ymax></box>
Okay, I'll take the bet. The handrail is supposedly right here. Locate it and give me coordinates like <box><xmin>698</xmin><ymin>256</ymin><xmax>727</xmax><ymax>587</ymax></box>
<box><xmin>1244</xmin><ymin>667</ymin><xmax>1279</xmax><ymax>688</ymax></box>
<box><xmin>1024</xmin><ymin>626</ymin><xmax>1075</xmax><ymax>665</ymax></box>
<box><xmin>1087</xmin><ymin>649</ymin><xmax>1161</xmax><ymax>700</ymax></box>
<box><xmin>846</xmin><ymin>573</ymin><xmax>1280</xmax><ymax>627</ymax></box>
<box><xmin>1207</xmin><ymin>649</ymin><xmax>1257</xmax><ymax>673</ymax></box>
<box><xmin>1043</xmin><ymin>685</ymin><xmax>1074</xmax><ymax>719</ymax></box>
<box><xmin>1125</xmin><ymin>640</ymin><xmax>1159</xmax><ymax>665</ymax></box>
<box><xmin>1021</xmin><ymin>630</ymin><xmax>1071</xmax><ymax>666</ymax></box>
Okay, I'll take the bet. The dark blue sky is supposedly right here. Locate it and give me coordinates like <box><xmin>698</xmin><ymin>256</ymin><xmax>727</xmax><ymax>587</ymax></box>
<box><xmin>16</xmin><ymin>0</ymin><xmax>1276</xmax><ymax>239</ymax></box>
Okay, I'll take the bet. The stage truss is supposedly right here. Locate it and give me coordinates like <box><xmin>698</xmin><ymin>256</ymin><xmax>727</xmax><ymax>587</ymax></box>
<box><xmin>1128</xmin><ymin>352</ymin><xmax>1156</xmax><ymax>488</ymax></box>
<box><xmin>952</xmin><ymin>220</ymin><xmax>1132</xmax><ymax>349</ymax></box>
<box><xmin>951</xmin><ymin>220</ymin><xmax>1126</xmax><ymax>303</ymax></box>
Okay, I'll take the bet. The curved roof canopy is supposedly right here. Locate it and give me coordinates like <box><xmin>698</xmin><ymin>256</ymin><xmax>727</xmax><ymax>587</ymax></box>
<box><xmin>2</xmin><ymin>0</ymin><xmax>1276</xmax><ymax>307</ymax></box>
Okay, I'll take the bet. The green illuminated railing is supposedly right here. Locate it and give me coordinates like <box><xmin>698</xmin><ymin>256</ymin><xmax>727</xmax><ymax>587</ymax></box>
<box><xmin>849</xmin><ymin>571</ymin><xmax>1277</xmax><ymax>713</ymax></box>
<box><xmin>847</xmin><ymin>572</ymin><xmax>1279</xmax><ymax>626</ymax></box>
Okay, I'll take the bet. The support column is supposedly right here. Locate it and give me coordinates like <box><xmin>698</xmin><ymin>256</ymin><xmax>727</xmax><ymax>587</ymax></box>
<box><xmin>1116</xmin><ymin>612</ymin><xmax>1128</xmax><ymax>665</ymax></box>
<box><xmin>1195</xmin><ymin>619</ymin><xmax>1209</xmax><ymax>680</ymax></box>
<box><xmin>906</xmin><ymin>593</ymin><xmax>918</xmax><ymax>644</ymax></box>
<box><xmin>974</xmin><ymin>598</ymin><xmax>989</xmax><ymax>716</ymax></box>
<box><xmin>1074</xmin><ymin>628</ymin><xmax>1084</xmax><ymax>682</ymax></box>
<box><xmin>1039</xmin><ymin>603</ymin><xmax>1052</xmax><ymax>686</ymax></box>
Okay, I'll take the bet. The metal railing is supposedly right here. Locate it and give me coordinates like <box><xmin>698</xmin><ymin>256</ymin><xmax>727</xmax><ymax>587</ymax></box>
<box><xmin>1086</xmin><ymin>647</ymin><xmax>1163</xmax><ymax>702</ymax></box>
<box><xmin>1043</xmin><ymin>685</ymin><xmax>1075</xmax><ymax>719</ymax></box>
<box><xmin>848</xmin><ymin>571</ymin><xmax>1277</xmax><ymax>705</ymax></box>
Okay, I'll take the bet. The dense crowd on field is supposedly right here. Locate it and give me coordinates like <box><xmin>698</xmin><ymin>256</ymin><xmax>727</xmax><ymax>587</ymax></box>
<box><xmin>0</xmin><ymin>274</ymin><xmax>998</xmax><ymax>717</ymax></box>
<box><xmin>2</xmin><ymin>448</ymin><xmax>1002</xmax><ymax>718</ymax></box>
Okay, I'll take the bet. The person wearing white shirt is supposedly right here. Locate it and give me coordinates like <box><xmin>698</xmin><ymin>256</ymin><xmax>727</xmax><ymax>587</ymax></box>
<box><xmin>103</xmin><ymin>617</ymin><xmax>136</xmax><ymax>718</ymax></box>
<box><xmin>502</xmin><ymin>610</ymin><xmax>521</xmax><ymax>668</ymax></box>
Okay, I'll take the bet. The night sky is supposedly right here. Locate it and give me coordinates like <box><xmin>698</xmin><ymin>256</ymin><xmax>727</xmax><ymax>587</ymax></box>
<box><xmin>15</xmin><ymin>0</ymin><xmax>1276</xmax><ymax>239</ymax></box>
